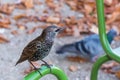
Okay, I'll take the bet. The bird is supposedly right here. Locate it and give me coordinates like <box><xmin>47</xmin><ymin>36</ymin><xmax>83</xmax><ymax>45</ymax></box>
<box><xmin>56</xmin><ymin>28</ymin><xmax>118</xmax><ymax>62</ymax></box>
<box><xmin>16</xmin><ymin>25</ymin><xmax>63</xmax><ymax>75</ymax></box>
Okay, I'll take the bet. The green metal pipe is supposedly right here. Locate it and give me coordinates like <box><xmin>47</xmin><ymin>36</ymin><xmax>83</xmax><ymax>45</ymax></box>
<box><xmin>96</xmin><ymin>0</ymin><xmax>120</xmax><ymax>63</ymax></box>
<box><xmin>24</xmin><ymin>65</ymin><xmax>68</xmax><ymax>80</ymax></box>
<box><xmin>91</xmin><ymin>55</ymin><xmax>111</xmax><ymax>80</ymax></box>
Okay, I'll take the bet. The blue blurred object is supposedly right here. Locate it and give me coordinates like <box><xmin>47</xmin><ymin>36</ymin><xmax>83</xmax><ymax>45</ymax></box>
<box><xmin>56</xmin><ymin>29</ymin><xmax>117</xmax><ymax>62</ymax></box>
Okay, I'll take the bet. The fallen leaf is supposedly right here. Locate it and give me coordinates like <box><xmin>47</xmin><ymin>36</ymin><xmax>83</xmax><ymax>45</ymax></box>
<box><xmin>46</xmin><ymin>16</ymin><xmax>60</xmax><ymax>23</ymax></box>
<box><xmin>106</xmin><ymin>12</ymin><xmax>120</xmax><ymax>24</ymax></box>
<box><xmin>106</xmin><ymin>4</ymin><xmax>120</xmax><ymax>24</ymax></box>
<box><xmin>104</xmin><ymin>0</ymin><xmax>113</xmax><ymax>6</ymax></box>
<box><xmin>64</xmin><ymin>16</ymin><xmax>77</xmax><ymax>25</ymax></box>
<box><xmin>101</xmin><ymin>62</ymin><xmax>120</xmax><ymax>74</ymax></box>
<box><xmin>34</xmin><ymin>0</ymin><xmax>42</xmax><ymax>5</ymax></box>
<box><xmin>16</xmin><ymin>23</ymin><xmax>27</xmax><ymax>30</ymax></box>
<box><xmin>115</xmin><ymin>70</ymin><xmax>120</xmax><ymax>79</ymax></box>
<box><xmin>22</xmin><ymin>0</ymin><xmax>34</xmax><ymax>9</ymax></box>
<box><xmin>0</xmin><ymin>17</ymin><xmax>11</xmax><ymax>29</ymax></box>
<box><xmin>101</xmin><ymin>62</ymin><xmax>119</xmax><ymax>70</ymax></box>
<box><xmin>0</xmin><ymin>4</ymin><xmax>14</xmax><ymax>14</ymax></box>
<box><xmin>84</xmin><ymin>3</ymin><xmax>94</xmax><ymax>14</ymax></box>
<box><xmin>65</xmin><ymin>1</ymin><xmax>77</xmax><ymax>10</ymax></box>
<box><xmin>0</xmin><ymin>34</ymin><xmax>9</xmax><ymax>43</ymax></box>
<box><xmin>14</xmin><ymin>14</ymin><xmax>27</xmax><ymax>20</ymax></box>
<box><xmin>67</xmin><ymin>56</ymin><xmax>88</xmax><ymax>63</ymax></box>
<box><xmin>69</xmin><ymin>65</ymin><xmax>78</xmax><ymax>72</ymax></box>
<box><xmin>11</xmin><ymin>30</ymin><xmax>19</xmax><ymax>35</ymax></box>
<box><xmin>39</xmin><ymin>16</ymin><xmax>48</xmax><ymax>22</ymax></box>
<box><xmin>45</xmin><ymin>0</ymin><xmax>59</xmax><ymax>11</ymax></box>
<box><xmin>15</xmin><ymin>0</ymin><xmax>26</xmax><ymax>9</ymax></box>
<box><xmin>27</xmin><ymin>27</ymin><xmax>37</xmax><ymax>34</ymax></box>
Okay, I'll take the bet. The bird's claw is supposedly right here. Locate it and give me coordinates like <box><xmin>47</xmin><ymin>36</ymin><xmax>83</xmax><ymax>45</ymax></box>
<box><xmin>34</xmin><ymin>67</ymin><xmax>42</xmax><ymax>76</ymax></box>
<box><xmin>41</xmin><ymin>64</ymin><xmax>52</xmax><ymax>73</ymax></box>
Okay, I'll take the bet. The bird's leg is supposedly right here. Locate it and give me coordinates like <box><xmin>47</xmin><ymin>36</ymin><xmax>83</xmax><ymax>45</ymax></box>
<box><xmin>28</xmin><ymin>60</ymin><xmax>42</xmax><ymax>76</ymax></box>
<box><xmin>41</xmin><ymin>59</ymin><xmax>52</xmax><ymax>72</ymax></box>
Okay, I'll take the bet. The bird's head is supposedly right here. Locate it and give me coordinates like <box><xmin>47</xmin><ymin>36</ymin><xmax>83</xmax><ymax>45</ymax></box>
<box><xmin>42</xmin><ymin>25</ymin><xmax>64</xmax><ymax>41</ymax></box>
<box><xmin>107</xmin><ymin>28</ymin><xmax>118</xmax><ymax>44</ymax></box>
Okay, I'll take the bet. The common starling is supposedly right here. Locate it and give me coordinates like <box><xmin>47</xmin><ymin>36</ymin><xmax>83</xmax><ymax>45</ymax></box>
<box><xmin>16</xmin><ymin>25</ymin><xmax>63</xmax><ymax>74</ymax></box>
<box><xmin>56</xmin><ymin>28</ymin><xmax>118</xmax><ymax>62</ymax></box>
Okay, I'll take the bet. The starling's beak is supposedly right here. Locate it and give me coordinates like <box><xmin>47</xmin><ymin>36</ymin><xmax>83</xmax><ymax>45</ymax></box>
<box><xmin>56</xmin><ymin>27</ymin><xmax>66</xmax><ymax>33</ymax></box>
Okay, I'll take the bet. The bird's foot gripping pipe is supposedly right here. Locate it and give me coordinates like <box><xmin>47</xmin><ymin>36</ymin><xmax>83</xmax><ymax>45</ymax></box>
<box><xmin>24</xmin><ymin>65</ymin><xmax>68</xmax><ymax>80</ymax></box>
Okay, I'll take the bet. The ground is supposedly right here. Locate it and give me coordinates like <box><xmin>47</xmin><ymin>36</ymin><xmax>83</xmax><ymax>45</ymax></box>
<box><xmin>0</xmin><ymin>31</ymin><xmax>119</xmax><ymax>80</ymax></box>
<box><xmin>0</xmin><ymin>0</ymin><xmax>120</xmax><ymax>80</ymax></box>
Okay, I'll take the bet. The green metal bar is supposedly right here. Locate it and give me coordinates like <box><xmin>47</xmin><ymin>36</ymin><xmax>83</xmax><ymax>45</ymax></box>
<box><xmin>24</xmin><ymin>65</ymin><xmax>68</xmax><ymax>80</ymax></box>
<box><xmin>96</xmin><ymin>0</ymin><xmax>120</xmax><ymax>63</ymax></box>
<box><xmin>91</xmin><ymin>55</ymin><xmax>111</xmax><ymax>80</ymax></box>
<box><xmin>91</xmin><ymin>0</ymin><xmax>120</xmax><ymax>80</ymax></box>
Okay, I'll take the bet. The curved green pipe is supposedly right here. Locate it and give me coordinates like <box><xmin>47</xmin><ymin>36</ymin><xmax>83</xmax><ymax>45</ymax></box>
<box><xmin>96</xmin><ymin>0</ymin><xmax>120</xmax><ymax>63</ymax></box>
<box><xmin>24</xmin><ymin>65</ymin><xmax>68</xmax><ymax>80</ymax></box>
<box><xmin>91</xmin><ymin>0</ymin><xmax>120</xmax><ymax>80</ymax></box>
<box><xmin>91</xmin><ymin>55</ymin><xmax>111</xmax><ymax>80</ymax></box>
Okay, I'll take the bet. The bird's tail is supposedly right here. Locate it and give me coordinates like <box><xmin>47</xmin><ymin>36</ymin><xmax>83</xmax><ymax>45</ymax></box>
<box><xmin>15</xmin><ymin>59</ymin><xmax>23</xmax><ymax>66</ymax></box>
<box><xmin>15</xmin><ymin>56</ymin><xmax>27</xmax><ymax>66</ymax></box>
<box><xmin>56</xmin><ymin>43</ymin><xmax>78</xmax><ymax>54</ymax></box>
<box><xmin>15</xmin><ymin>60</ymin><xmax>20</xmax><ymax>66</ymax></box>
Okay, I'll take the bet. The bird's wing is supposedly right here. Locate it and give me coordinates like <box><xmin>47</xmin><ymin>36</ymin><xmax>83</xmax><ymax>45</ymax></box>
<box><xmin>22</xmin><ymin>41</ymin><xmax>41</xmax><ymax>58</ymax></box>
<box><xmin>83</xmin><ymin>36</ymin><xmax>103</xmax><ymax>58</ymax></box>
<box><xmin>75</xmin><ymin>34</ymin><xmax>103</xmax><ymax>59</ymax></box>
<box><xmin>16</xmin><ymin>41</ymin><xmax>42</xmax><ymax>65</ymax></box>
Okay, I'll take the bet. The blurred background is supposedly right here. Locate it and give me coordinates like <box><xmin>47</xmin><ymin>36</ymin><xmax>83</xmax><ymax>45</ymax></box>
<box><xmin>0</xmin><ymin>0</ymin><xmax>120</xmax><ymax>80</ymax></box>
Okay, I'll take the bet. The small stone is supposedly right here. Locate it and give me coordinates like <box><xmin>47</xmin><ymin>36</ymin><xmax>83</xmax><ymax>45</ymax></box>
<box><xmin>69</xmin><ymin>65</ymin><xmax>78</xmax><ymax>72</ymax></box>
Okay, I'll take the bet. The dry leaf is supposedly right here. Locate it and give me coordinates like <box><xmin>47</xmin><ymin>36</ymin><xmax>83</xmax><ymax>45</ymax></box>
<box><xmin>64</xmin><ymin>16</ymin><xmax>77</xmax><ymax>25</ymax></box>
<box><xmin>104</xmin><ymin>0</ymin><xmax>113</xmax><ymax>6</ymax></box>
<box><xmin>27</xmin><ymin>27</ymin><xmax>37</xmax><ymax>34</ymax></box>
<box><xmin>22</xmin><ymin>0</ymin><xmax>34</xmax><ymax>9</ymax></box>
<box><xmin>105</xmin><ymin>6</ymin><xmax>115</xmax><ymax>14</ymax></box>
<box><xmin>11</xmin><ymin>30</ymin><xmax>19</xmax><ymax>35</ymax></box>
<box><xmin>84</xmin><ymin>4</ymin><xmax>93</xmax><ymax>14</ymax></box>
<box><xmin>45</xmin><ymin>0</ymin><xmax>59</xmax><ymax>11</ymax></box>
<box><xmin>67</xmin><ymin>56</ymin><xmax>88</xmax><ymax>63</ymax></box>
<box><xmin>16</xmin><ymin>23</ymin><xmax>27</xmax><ymax>30</ymax></box>
<box><xmin>0</xmin><ymin>17</ymin><xmax>11</xmax><ymax>29</ymax></box>
<box><xmin>14</xmin><ymin>14</ymin><xmax>26</xmax><ymax>20</ymax></box>
<box><xmin>46</xmin><ymin>16</ymin><xmax>60</xmax><ymax>23</ymax></box>
<box><xmin>0</xmin><ymin>34</ymin><xmax>9</xmax><ymax>43</ymax></box>
<box><xmin>106</xmin><ymin>12</ymin><xmax>120</xmax><ymax>24</ymax></box>
<box><xmin>0</xmin><ymin>4</ymin><xmax>14</xmax><ymax>14</ymax></box>
<box><xmin>101</xmin><ymin>62</ymin><xmax>119</xmax><ymax>70</ymax></box>
<box><xmin>101</xmin><ymin>62</ymin><xmax>120</xmax><ymax>74</ymax></box>
<box><xmin>65</xmin><ymin>1</ymin><xmax>77</xmax><ymax>10</ymax></box>
<box><xmin>69</xmin><ymin>65</ymin><xmax>78</xmax><ymax>72</ymax></box>
<box><xmin>115</xmin><ymin>70</ymin><xmax>120</xmax><ymax>79</ymax></box>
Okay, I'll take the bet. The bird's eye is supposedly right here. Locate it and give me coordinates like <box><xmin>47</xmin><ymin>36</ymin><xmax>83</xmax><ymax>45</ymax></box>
<box><xmin>55</xmin><ymin>29</ymin><xmax>60</xmax><ymax>32</ymax></box>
